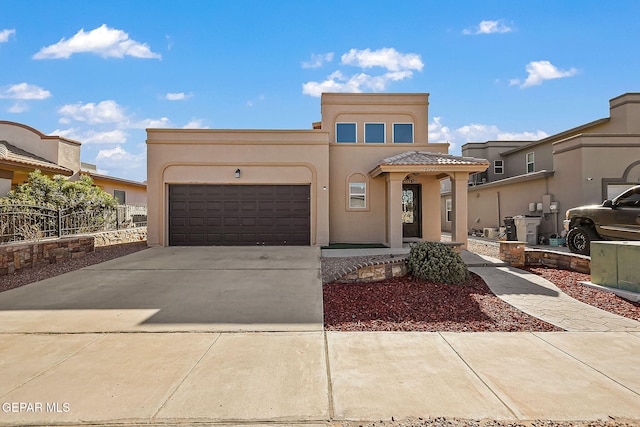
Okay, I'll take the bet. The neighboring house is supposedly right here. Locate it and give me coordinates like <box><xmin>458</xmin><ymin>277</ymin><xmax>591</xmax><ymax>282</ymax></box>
<box><xmin>440</xmin><ymin>92</ymin><xmax>640</xmax><ymax>241</ymax></box>
<box><xmin>146</xmin><ymin>93</ymin><xmax>489</xmax><ymax>248</ymax></box>
<box><xmin>81</xmin><ymin>163</ymin><xmax>147</xmax><ymax>205</ymax></box>
<box><xmin>0</xmin><ymin>121</ymin><xmax>147</xmax><ymax>205</ymax></box>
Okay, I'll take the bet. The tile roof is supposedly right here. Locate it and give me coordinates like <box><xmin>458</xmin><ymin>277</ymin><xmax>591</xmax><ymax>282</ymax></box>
<box><xmin>0</xmin><ymin>140</ymin><xmax>73</xmax><ymax>174</ymax></box>
<box><xmin>379</xmin><ymin>151</ymin><xmax>489</xmax><ymax>166</ymax></box>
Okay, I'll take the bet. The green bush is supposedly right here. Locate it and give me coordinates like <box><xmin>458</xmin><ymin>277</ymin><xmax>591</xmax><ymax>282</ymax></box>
<box><xmin>0</xmin><ymin>170</ymin><xmax>116</xmax><ymax>211</ymax></box>
<box><xmin>406</xmin><ymin>241</ymin><xmax>469</xmax><ymax>285</ymax></box>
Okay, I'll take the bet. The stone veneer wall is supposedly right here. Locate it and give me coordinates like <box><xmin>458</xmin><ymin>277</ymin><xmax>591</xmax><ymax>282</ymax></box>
<box><xmin>498</xmin><ymin>241</ymin><xmax>526</xmax><ymax>267</ymax></box>
<box><xmin>0</xmin><ymin>227</ymin><xmax>147</xmax><ymax>276</ymax></box>
<box><xmin>0</xmin><ymin>237</ymin><xmax>94</xmax><ymax>275</ymax></box>
<box><xmin>93</xmin><ymin>227</ymin><xmax>147</xmax><ymax>247</ymax></box>
<box><xmin>525</xmin><ymin>249</ymin><xmax>590</xmax><ymax>274</ymax></box>
<box><xmin>335</xmin><ymin>259</ymin><xmax>408</xmax><ymax>283</ymax></box>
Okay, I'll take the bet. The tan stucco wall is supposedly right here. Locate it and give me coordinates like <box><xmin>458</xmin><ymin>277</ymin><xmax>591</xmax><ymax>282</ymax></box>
<box><xmin>320</xmin><ymin>92</ymin><xmax>453</xmax><ymax>245</ymax></box>
<box><xmin>146</xmin><ymin>129</ymin><xmax>330</xmax><ymax>247</ymax></box>
<box><xmin>0</xmin><ymin>122</ymin><xmax>81</xmax><ymax>173</ymax></box>
<box><xmin>91</xmin><ymin>176</ymin><xmax>147</xmax><ymax>205</ymax></box>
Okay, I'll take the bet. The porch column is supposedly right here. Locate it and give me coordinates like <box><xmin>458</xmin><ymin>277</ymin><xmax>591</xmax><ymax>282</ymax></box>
<box><xmin>386</xmin><ymin>172</ymin><xmax>405</xmax><ymax>248</ymax></box>
<box><xmin>451</xmin><ymin>172</ymin><xmax>469</xmax><ymax>249</ymax></box>
<box><xmin>419</xmin><ymin>176</ymin><xmax>441</xmax><ymax>242</ymax></box>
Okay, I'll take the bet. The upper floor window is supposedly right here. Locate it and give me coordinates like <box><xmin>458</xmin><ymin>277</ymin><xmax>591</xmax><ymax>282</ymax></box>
<box><xmin>349</xmin><ymin>182</ymin><xmax>366</xmax><ymax>208</ymax></box>
<box><xmin>365</xmin><ymin>123</ymin><xmax>385</xmax><ymax>143</ymax></box>
<box><xmin>114</xmin><ymin>189</ymin><xmax>126</xmax><ymax>205</ymax></box>
<box><xmin>336</xmin><ymin>123</ymin><xmax>356</xmax><ymax>143</ymax></box>
<box><xmin>494</xmin><ymin>160</ymin><xmax>504</xmax><ymax>175</ymax></box>
<box><xmin>393</xmin><ymin>123</ymin><xmax>413</xmax><ymax>143</ymax></box>
<box><xmin>526</xmin><ymin>152</ymin><xmax>535</xmax><ymax>173</ymax></box>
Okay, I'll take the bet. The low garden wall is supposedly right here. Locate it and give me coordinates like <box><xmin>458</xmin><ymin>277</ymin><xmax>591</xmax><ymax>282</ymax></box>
<box><xmin>335</xmin><ymin>259</ymin><xmax>408</xmax><ymax>283</ymax></box>
<box><xmin>0</xmin><ymin>227</ymin><xmax>147</xmax><ymax>276</ymax></box>
<box><xmin>525</xmin><ymin>249</ymin><xmax>590</xmax><ymax>274</ymax></box>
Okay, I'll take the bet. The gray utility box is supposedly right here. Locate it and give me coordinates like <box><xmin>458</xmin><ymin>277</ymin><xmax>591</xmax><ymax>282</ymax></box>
<box><xmin>591</xmin><ymin>241</ymin><xmax>640</xmax><ymax>293</ymax></box>
<box><xmin>513</xmin><ymin>216</ymin><xmax>542</xmax><ymax>245</ymax></box>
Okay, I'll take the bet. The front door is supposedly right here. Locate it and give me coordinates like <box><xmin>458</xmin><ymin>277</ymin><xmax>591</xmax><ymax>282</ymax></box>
<box><xmin>402</xmin><ymin>184</ymin><xmax>421</xmax><ymax>238</ymax></box>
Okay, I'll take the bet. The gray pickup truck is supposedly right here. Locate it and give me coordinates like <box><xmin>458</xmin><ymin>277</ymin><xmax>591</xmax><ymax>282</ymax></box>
<box><xmin>564</xmin><ymin>185</ymin><xmax>640</xmax><ymax>255</ymax></box>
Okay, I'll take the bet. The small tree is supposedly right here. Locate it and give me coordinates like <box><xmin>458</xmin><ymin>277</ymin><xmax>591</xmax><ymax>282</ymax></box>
<box><xmin>0</xmin><ymin>170</ymin><xmax>116</xmax><ymax>211</ymax></box>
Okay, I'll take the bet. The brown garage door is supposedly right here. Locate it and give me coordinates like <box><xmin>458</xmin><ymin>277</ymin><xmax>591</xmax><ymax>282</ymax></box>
<box><xmin>169</xmin><ymin>184</ymin><xmax>310</xmax><ymax>246</ymax></box>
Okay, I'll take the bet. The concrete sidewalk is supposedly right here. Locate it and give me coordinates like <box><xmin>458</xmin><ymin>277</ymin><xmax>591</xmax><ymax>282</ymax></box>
<box><xmin>2</xmin><ymin>331</ymin><xmax>640</xmax><ymax>424</ymax></box>
<box><xmin>2</xmin><ymin>246</ymin><xmax>640</xmax><ymax>425</ymax></box>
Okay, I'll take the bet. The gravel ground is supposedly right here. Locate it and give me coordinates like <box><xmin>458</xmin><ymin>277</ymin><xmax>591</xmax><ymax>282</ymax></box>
<box><xmin>330</xmin><ymin>417</ymin><xmax>640</xmax><ymax>427</ymax></box>
<box><xmin>0</xmin><ymin>241</ymin><xmax>148</xmax><ymax>293</ymax></box>
<box><xmin>324</xmin><ymin>273</ymin><xmax>561</xmax><ymax>332</ymax></box>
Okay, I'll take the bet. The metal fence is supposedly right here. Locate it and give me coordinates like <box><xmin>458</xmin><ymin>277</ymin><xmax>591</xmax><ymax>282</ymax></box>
<box><xmin>0</xmin><ymin>204</ymin><xmax>147</xmax><ymax>244</ymax></box>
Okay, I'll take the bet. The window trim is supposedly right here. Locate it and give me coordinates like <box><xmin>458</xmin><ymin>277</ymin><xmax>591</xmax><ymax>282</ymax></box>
<box><xmin>336</xmin><ymin>122</ymin><xmax>357</xmax><ymax>143</ymax></box>
<box><xmin>364</xmin><ymin>122</ymin><xmax>385</xmax><ymax>143</ymax></box>
<box><xmin>526</xmin><ymin>152</ymin><xmax>535</xmax><ymax>173</ymax></box>
<box><xmin>445</xmin><ymin>198</ymin><xmax>452</xmax><ymax>222</ymax></box>
<box><xmin>348</xmin><ymin>182</ymin><xmax>366</xmax><ymax>209</ymax></box>
<box><xmin>392</xmin><ymin>123</ymin><xmax>414</xmax><ymax>144</ymax></box>
<box><xmin>494</xmin><ymin>160</ymin><xmax>504</xmax><ymax>175</ymax></box>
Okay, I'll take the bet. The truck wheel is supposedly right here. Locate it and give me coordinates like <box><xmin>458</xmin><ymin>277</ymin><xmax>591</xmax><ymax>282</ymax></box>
<box><xmin>567</xmin><ymin>226</ymin><xmax>599</xmax><ymax>255</ymax></box>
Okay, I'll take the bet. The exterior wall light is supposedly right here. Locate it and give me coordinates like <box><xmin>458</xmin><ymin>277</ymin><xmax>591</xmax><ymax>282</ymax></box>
<box><xmin>235</xmin><ymin>168</ymin><xmax>241</xmax><ymax>178</ymax></box>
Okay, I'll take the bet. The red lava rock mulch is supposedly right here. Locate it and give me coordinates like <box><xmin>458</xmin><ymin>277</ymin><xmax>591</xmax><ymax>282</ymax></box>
<box><xmin>522</xmin><ymin>266</ymin><xmax>640</xmax><ymax>322</ymax></box>
<box><xmin>323</xmin><ymin>273</ymin><xmax>562</xmax><ymax>332</ymax></box>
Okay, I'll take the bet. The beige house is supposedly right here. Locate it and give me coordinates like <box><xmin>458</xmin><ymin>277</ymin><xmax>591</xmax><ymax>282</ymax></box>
<box><xmin>146</xmin><ymin>93</ymin><xmax>489</xmax><ymax>248</ymax></box>
<box><xmin>0</xmin><ymin>121</ymin><xmax>147</xmax><ymax>205</ymax></box>
<box><xmin>440</xmin><ymin>92</ymin><xmax>640</xmax><ymax>242</ymax></box>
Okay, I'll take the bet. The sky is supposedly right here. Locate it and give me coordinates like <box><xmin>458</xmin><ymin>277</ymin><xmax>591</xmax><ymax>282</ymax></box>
<box><xmin>2</xmin><ymin>0</ymin><xmax>640</xmax><ymax>182</ymax></box>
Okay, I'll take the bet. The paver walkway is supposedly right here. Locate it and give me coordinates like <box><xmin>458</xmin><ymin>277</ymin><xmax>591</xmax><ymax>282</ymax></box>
<box><xmin>461</xmin><ymin>251</ymin><xmax>640</xmax><ymax>332</ymax></box>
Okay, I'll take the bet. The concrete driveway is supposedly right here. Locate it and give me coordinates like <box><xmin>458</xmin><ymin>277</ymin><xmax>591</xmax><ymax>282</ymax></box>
<box><xmin>0</xmin><ymin>246</ymin><xmax>324</xmax><ymax>333</ymax></box>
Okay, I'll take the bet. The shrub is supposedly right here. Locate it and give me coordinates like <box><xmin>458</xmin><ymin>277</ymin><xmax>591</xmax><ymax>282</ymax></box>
<box><xmin>406</xmin><ymin>241</ymin><xmax>469</xmax><ymax>285</ymax></box>
<box><xmin>0</xmin><ymin>170</ymin><xmax>116</xmax><ymax>211</ymax></box>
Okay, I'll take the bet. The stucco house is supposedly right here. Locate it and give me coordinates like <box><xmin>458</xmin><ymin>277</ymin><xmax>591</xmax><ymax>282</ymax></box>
<box><xmin>0</xmin><ymin>121</ymin><xmax>147</xmax><ymax>205</ymax></box>
<box><xmin>440</xmin><ymin>92</ymin><xmax>640</xmax><ymax>242</ymax></box>
<box><xmin>146</xmin><ymin>93</ymin><xmax>489</xmax><ymax>248</ymax></box>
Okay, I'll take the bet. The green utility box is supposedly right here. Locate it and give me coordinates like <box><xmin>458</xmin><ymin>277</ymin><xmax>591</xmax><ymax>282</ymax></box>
<box><xmin>591</xmin><ymin>241</ymin><xmax>640</xmax><ymax>293</ymax></box>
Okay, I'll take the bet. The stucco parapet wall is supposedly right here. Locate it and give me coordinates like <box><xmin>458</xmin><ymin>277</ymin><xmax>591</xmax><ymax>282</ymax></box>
<box><xmin>146</xmin><ymin>129</ymin><xmax>329</xmax><ymax>145</ymax></box>
<box><xmin>321</xmin><ymin>92</ymin><xmax>429</xmax><ymax>106</ymax></box>
<box><xmin>552</xmin><ymin>133</ymin><xmax>640</xmax><ymax>154</ymax></box>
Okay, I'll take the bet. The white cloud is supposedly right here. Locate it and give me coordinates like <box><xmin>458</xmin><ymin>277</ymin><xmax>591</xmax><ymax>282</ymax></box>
<box><xmin>134</xmin><ymin>117</ymin><xmax>171</xmax><ymax>128</ymax></box>
<box><xmin>50</xmin><ymin>128</ymin><xmax>127</xmax><ymax>144</ymax></box>
<box><xmin>301</xmin><ymin>52</ymin><xmax>334</xmax><ymax>69</ymax></box>
<box><xmin>33</xmin><ymin>24</ymin><xmax>161</xmax><ymax>59</ymax></box>
<box><xmin>302</xmin><ymin>48</ymin><xmax>423</xmax><ymax>97</ymax></box>
<box><xmin>341</xmin><ymin>48</ymin><xmax>423</xmax><ymax>72</ymax></box>
<box><xmin>58</xmin><ymin>100</ymin><xmax>127</xmax><ymax>124</ymax></box>
<box><xmin>182</xmin><ymin>119</ymin><xmax>209</xmax><ymax>129</ymax></box>
<box><xmin>165</xmin><ymin>92</ymin><xmax>192</xmax><ymax>101</ymax></box>
<box><xmin>96</xmin><ymin>145</ymin><xmax>146</xmax><ymax>179</ymax></box>
<box><xmin>7</xmin><ymin>102</ymin><xmax>28</xmax><ymax>113</ymax></box>
<box><xmin>0</xmin><ymin>82</ymin><xmax>51</xmax><ymax>100</ymax></box>
<box><xmin>0</xmin><ymin>29</ymin><xmax>15</xmax><ymax>42</ymax></box>
<box><xmin>510</xmin><ymin>60</ymin><xmax>577</xmax><ymax>88</ymax></box>
<box><xmin>463</xmin><ymin>20</ymin><xmax>513</xmax><ymax>35</ymax></box>
<box><xmin>428</xmin><ymin>116</ymin><xmax>547</xmax><ymax>151</ymax></box>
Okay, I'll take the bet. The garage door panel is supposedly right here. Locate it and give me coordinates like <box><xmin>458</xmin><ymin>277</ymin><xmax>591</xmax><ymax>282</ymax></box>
<box><xmin>169</xmin><ymin>184</ymin><xmax>310</xmax><ymax>246</ymax></box>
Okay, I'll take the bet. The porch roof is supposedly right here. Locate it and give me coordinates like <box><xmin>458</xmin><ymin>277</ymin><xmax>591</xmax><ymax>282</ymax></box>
<box><xmin>0</xmin><ymin>141</ymin><xmax>73</xmax><ymax>175</ymax></box>
<box><xmin>369</xmin><ymin>151</ymin><xmax>489</xmax><ymax>178</ymax></box>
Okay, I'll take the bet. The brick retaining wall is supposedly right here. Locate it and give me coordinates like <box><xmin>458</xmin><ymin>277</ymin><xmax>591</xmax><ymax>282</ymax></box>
<box><xmin>0</xmin><ymin>227</ymin><xmax>147</xmax><ymax>276</ymax></box>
